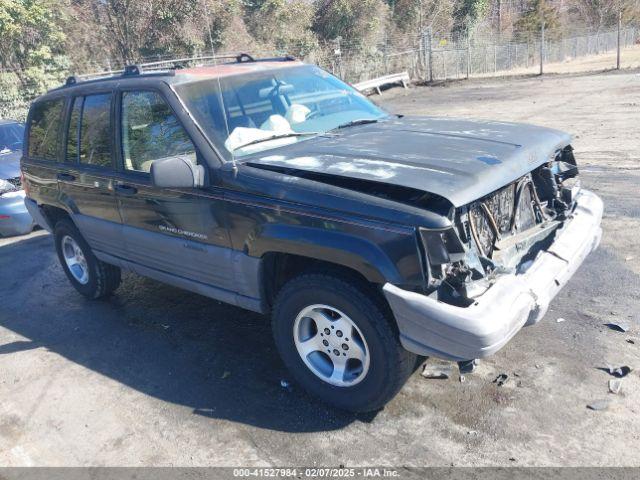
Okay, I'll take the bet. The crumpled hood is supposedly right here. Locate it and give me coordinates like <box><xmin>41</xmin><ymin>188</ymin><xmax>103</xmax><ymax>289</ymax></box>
<box><xmin>247</xmin><ymin>116</ymin><xmax>572</xmax><ymax>207</ymax></box>
<box><xmin>0</xmin><ymin>150</ymin><xmax>22</xmax><ymax>180</ymax></box>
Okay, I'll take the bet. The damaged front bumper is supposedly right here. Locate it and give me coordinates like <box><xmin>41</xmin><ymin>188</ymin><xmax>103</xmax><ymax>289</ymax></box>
<box><xmin>383</xmin><ymin>189</ymin><xmax>603</xmax><ymax>361</ymax></box>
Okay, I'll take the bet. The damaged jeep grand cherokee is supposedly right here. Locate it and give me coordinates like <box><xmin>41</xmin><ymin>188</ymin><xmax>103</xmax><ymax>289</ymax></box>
<box><xmin>22</xmin><ymin>56</ymin><xmax>602</xmax><ymax>412</ymax></box>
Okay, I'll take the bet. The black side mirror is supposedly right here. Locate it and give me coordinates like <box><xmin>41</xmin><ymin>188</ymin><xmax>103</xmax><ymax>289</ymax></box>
<box><xmin>150</xmin><ymin>156</ymin><xmax>205</xmax><ymax>188</ymax></box>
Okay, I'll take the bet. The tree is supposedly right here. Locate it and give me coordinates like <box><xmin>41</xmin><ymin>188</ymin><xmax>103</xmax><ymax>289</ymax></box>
<box><xmin>390</xmin><ymin>0</ymin><xmax>455</xmax><ymax>35</ymax></box>
<box><xmin>185</xmin><ymin>0</ymin><xmax>243</xmax><ymax>54</ymax></box>
<box><xmin>453</xmin><ymin>0</ymin><xmax>489</xmax><ymax>33</ymax></box>
<box><xmin>514</xmin><ymin>0</ymin><xmax>561</xmax><ymax>41</ymax></box>
<box><xmin>313</xmin><ymin>0</ymin><xmax>389</xmax><ymax>50</ymax></box>
<box><xmin>85</xmin><ymin>0</ymin><xmax>211</xmax><ymax>64</ymax></box>
<box><xmin>245</xmin><ymin>0</ymin><xmax>319</xmax><ymax>56</ymax></box>
<box><xmin>568</xmin><ymin>0</ymin><xmax>639</xmax><ymax>31</ymax></box>
<box><xmin>63</xmin><ymin>0</ymin><xmax>111</xmax><ymax>73</ymax></box>
<box><xmin>0</xmin><ymin>0</ymin><xmax>68</xmax><ymax>91</ymax></box>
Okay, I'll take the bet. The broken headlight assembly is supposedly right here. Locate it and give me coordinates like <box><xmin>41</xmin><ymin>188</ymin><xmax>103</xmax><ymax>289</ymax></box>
<box><xmin>419</xmin><ymin>228</ymin><xmax>466</xmax><ymax>273</ymax></box>
<box><xmin>418</xmin><ymin>146</ymin><xmax>584</xmax><ymax>307</ymax></box>
<box><xmin>419</xmin><ymin>226</ymin><xmax>492</xmax><ymax>305</ymax></box>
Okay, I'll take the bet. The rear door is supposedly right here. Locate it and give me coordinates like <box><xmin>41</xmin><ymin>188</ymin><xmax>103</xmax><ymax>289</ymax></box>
<box><xmin>113</xmin><ymin>88</ymin><xmax>235</xmax><ymax>292</ymax></box>
<box><xmin>57</xmin><ymin>92</ymin><xmax>123</xmax><ymax>257</ymax></box>
<box><xmin>22</xmin><ymin>97</ymin><xmax>67</xmax><ymax>208</ymax></box>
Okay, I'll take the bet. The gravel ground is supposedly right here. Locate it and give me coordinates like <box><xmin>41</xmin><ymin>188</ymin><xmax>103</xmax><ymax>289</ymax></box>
<box><xmin>0</xmin><ymin>69</ymin><xmax>639</xmax><ymax>467</ymax></box>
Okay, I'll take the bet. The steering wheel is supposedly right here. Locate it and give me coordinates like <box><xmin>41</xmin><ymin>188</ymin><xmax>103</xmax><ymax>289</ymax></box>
<box><xmin>304</xmin><ymin>106</ymin><xmax>322</xmax><ymax>120</ymax></box>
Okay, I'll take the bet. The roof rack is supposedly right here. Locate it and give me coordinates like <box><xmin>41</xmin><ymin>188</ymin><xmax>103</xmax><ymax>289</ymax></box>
<box><xmin>123</xmin><ymin>65</ymin><xmax>142</xmax><ymax>76</ymax></box>
<box><xmin>63</xmin><ymin>52</ymin><xmax>297</xmax><ymax>86</ymax></box>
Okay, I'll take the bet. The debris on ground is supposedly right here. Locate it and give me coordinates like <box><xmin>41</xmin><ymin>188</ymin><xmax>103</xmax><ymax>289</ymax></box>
<box><xmin>625</xmin><ymin>255</ymin><xmax>635</xmax><ymax>261</ymax></box>
<box><xmin>421</xmin><ymin>364</ymin><xmax>453</xmax><ymax>379</ymax></box>
<box><xmin>598</xmin><ymin>366</ymin><xmax>632</xmax><ymax>378</ymax></box>
<box><xmin>221</xmin><ymin>371</ymin><xmax>231</xmax><ymax>379</ymax></box>
<box><xmin>457</xmin><ymin>360</ymin><xmax>476</xmax><ymax>374</ymax></box>
<box><xmin>280</xmin><ymin>379</ymin><xmax>291</xmax><ymax>389</ymax></box>
<box><xmin>493</xmin><ymin>373</ymin><xmax>509</xmax><ymax>386</ymax></box>
<box><xmin>556</xmin><ymin>317</ymin><xmax>566</xmax><ymax>323</ymax></box>
<box><xmin>459</xmin><ymin>374</ymin><xmax>466</xmax><ymax>383</ymax></box>
<box><xmin>587</xmin><ymin>399</ymin><xmax>611</xmax><ymax>411</ymax></box>
<box><xmin>627</xmin><ymin>339</ymin><xmax>635</xmax><ymax>345</ymax></box>
<box><xmin>608</xmin><ymin>379</ymin><xmax>623</xmax><ymax>394</ymax></box>
<box><xmin>605</xmin><ymin>321</ymin><xmax>631</xmax><ymax>333</ymax></box>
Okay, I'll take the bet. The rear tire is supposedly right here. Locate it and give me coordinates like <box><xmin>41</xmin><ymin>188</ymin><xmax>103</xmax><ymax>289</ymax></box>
<box><xmin>272</xmin><ymin>273</ymin><xmax>416</xmax><ymax>412</ymax></box>
<box><xmin>54</xmin><ymin>219</ymin><xmax>121</xmax><ymax>299</ymax></box>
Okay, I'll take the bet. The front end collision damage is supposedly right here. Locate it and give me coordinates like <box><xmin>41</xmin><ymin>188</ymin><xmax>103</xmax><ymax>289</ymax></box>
<box><xmin>246</xmin><ymin>135</ymin><xmax>601</xmax><ymax>362</ymax></box>
<box><xmin>382</xmin><ymin>147</ymin><xmax>603</xmax><ymax>360</ymax></box>
<box><xmin>384</xmin><ymin>189</ymin><xmax>602</xmax><ymax>360</ymax></box>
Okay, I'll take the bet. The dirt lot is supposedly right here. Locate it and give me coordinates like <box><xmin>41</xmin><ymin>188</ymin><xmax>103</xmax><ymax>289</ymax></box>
<box><xmin>1</xmin><ymin>69</ymin><xmax>639</xmax><ymax>467</ymax></box>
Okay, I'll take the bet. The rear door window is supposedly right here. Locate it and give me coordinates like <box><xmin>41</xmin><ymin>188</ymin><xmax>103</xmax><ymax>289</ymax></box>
<box><xmin>28</xmin><ymin>98</ymin><xmax>65</xmax><ymax>161</ymax></box>
<box><xmin>65</xmin><ymin>97</ymin><xmax>83</xmax><ymax>163</ymax></box>
<box><xmin>79</xmin><ymin>93</ymin><xmax>113</xmax><ymax>168</ymax></box>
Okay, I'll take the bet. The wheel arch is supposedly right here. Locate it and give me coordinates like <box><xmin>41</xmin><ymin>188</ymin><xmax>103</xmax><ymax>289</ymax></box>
<box><xmin>250</xmin><ymin>223</ymin><xmax>406</xmax><ymax>280</ymax></box>
<box><xmin>41</xmin><ymin>204</ymin><xmax>73</xmax><ymax>230</ymax></box>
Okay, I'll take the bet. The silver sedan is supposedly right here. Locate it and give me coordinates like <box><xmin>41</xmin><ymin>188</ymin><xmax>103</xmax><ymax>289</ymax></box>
<box><xmin>0</xmin><ymin>121</ymin><xmax>34</xmax><ymax>237</ymax></box>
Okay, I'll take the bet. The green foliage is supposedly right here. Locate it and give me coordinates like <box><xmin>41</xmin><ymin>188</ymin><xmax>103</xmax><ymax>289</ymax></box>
<box><xmin>313</xmin><ymin>0</ymin><xmax>389</xmax><ymax>50</ymax></box>
<box><xmin>453</xmin><ymin>0</ymin><xmax>489</xmax><ymax>33</ymax></box>
<box><xmin>0</xmin><ymin>0</ymin><xmax>69</xmax><ymax>96</ymax></box>
<box><xmin>98</xmin><ymin>0</ymin><xmax>204</xmax><ymax>62</ymax></box>
<box><xmin>514</xmin><ymin>0</ymin><xmax>561</xmax><ymax>41</ymax></box>
<box><xmin>245</xmin><ymin>0</ymin><xmax>319</xmax><ymax>56</ymax></box>
<box><xmin>241</xmin><ymin>0</ymin><xmax>268</xmax><ymax>13</ymax></box>
<box><xmin>202</xmin><ymin>0</ymin><xmax>243</xmax><ymax>51</ymax></box>
<box><xmin>389</xmin><ymin>0</ymin><xmax>454</xmax><ymax>35</ymax></box>
<box><xmin>0</xmin><ymin>72</ymin><xmax>30</xmax><ymax>120</ymax></box>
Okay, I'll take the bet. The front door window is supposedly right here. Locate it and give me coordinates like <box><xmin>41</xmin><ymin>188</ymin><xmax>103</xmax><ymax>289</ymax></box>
<box><xmin>121</xmin><ymin>91</ymin><xmax>196</xmax><ymax>173</ymax></box>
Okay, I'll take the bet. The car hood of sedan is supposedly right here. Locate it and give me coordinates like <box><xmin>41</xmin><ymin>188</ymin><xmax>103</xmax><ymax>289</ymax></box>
<box><xmin>246</xmin><ymin>116</ymin><xmax>572</xmax><ymax>207</ymax></box>
<box><xmin>0</xmin><ymin>150</ymin><xmax>22</xmax><ymax>180</ymax></box>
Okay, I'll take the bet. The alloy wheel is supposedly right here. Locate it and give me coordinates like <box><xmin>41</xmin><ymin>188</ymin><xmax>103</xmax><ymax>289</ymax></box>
<box><xmin>293</xmin><ymin>304</ymin><xmax>370</xmax><ymax>387</ymax></box>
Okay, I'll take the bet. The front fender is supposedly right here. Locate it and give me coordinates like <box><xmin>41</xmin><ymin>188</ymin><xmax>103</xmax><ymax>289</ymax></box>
<box><xmin>247</xmin><ymin>223</ymin><xmax>420</xmax><ymax>285</ymax></box>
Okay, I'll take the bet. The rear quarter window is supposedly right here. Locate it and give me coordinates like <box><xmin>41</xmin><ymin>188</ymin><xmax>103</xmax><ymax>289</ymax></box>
<box><xmin>28</xmin><ymin>98</ymin><xmax>65</xmax><ymax>161</ymax></box>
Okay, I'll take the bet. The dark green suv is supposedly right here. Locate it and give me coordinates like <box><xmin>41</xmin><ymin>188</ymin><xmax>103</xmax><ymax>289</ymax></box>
<box><xmin>22</xmin><ymin>56</ymin><xmax>603</xmax><ymax>411</ymax></box>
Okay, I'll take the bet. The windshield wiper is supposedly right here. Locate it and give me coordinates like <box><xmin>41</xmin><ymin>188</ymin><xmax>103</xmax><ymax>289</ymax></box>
<box><xmin>332</xmin><ymin>118</ymin><xmax>380</xmax><ymax>131</ymax></box>
<box><xmin>231</xmin><ymin>132</ymin><xmax>320</xmax><ymax>152</ymax></box>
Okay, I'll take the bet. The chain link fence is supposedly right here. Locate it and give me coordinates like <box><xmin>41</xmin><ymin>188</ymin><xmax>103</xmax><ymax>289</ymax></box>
<box><xmin>331</xmin><ymin>25</ymin><xmax>639</xmax><ymax>84</ymax></box>
<box><xmin>429</xmin><ymin>26</ymin><xmax>638</xmax><ymax>81</ymax></box>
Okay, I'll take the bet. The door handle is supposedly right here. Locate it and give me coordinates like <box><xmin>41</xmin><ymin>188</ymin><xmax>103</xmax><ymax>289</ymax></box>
<box><xmin>57</xmin><ymin>173</ymin><xmax>76</xmax><ymax>182</ymax></box>
<box><xmin>115</xmin><ymin>184</ymin><xmax>138</xmax><ymax>196</ymax></box>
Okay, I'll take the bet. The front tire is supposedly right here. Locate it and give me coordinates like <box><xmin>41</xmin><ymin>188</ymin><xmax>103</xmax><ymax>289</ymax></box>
<box><xmin>272</xmin><ymin>273</ymin><xmax>416</xmax><ymax>412</ymax></box>
<box><xmin>54</xmin><ymin>219</ymin><xmax>121</xmax><ymax>299</ymax></box>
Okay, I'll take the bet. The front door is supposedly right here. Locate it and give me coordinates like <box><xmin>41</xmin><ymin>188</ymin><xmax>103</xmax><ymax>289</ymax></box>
<box><xmin>113</xmin><ymin>89</ymin><xmax>235</xmax><ymax>292</ymax></box>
